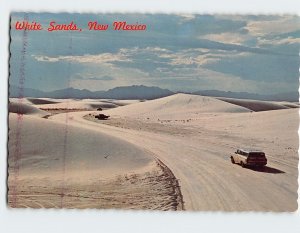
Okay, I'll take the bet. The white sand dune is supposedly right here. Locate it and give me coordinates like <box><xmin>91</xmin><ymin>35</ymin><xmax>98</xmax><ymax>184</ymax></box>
<box><xmin>10</xmin><ymin>98</ymin><xmax>33</xmax><ymax>105</ymax></box>
<box><xmin>217</xmin><ymin>97</ymin><xmax>298</xmax><ymax>112</ymax></box>
<box><xmin>104</xmin><ymin>93</ymin><xmax>250</xmax><ymax>120</ymax></box>
<box><xmin>99</xmin><ymin>99</ymin><xmax>141</xmax><ymax>106</ymax></box>
<box><xmin>27</xmin><ymin>98</ymin><xmax>61</xmax><ymax>105</ymax></box>
<box><xmin>10</xmin><ymin>98</ymin><xmax>146</xmax><ymax>110</ymax></box>
<box><xmin>37</xmin><ymin>100</ymin><xmax>118</xmax><ymax>110</ymax></box>
<box><xmin>7</xmin><ymin>94</ymin><xmax>298</xmax><ymax>211</ymax></box>
<box><xmin>8</xmin><ymin>113</ymin><xmax>152</xmax><ymax>178</ymax></box>
<box><xmin>9</xmin><ymin>102</ymin><xmax>49</xmax><ymax>117</ymax></box>
<box><xmin>276</xmin><ymin>101</ymin><xmax>299</xmax><ymax>109</ymax></box>
<box><xmin>8</xmin><ymin>113</ymin><xmax>183</xmax><ymax>210</ymax></box>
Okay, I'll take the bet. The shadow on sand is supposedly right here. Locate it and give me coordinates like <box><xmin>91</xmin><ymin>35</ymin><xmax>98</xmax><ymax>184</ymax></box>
<box><xmin>246</xmin><ymin>165</ymin><xmax>285</xmax><ymax>174</ymax></box>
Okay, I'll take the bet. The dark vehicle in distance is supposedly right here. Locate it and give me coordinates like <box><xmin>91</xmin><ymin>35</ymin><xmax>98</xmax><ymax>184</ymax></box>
<box><xmin>230</xmin><ymin>149</ymin><xmax>267</xmax><ymax>168</ymax></box>
<box><xmin>95</xmin><ymin>114</ymin><xmax>110</xmax><ymax>120</ymax></box>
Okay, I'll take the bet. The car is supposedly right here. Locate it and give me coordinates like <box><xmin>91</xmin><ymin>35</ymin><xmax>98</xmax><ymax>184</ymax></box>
<box><xmin>230</xmin><ymin>149</ymin><xmax>267</xmax><ymax>168</ymax></box>
<box><xmin>95</xmin><ymin>114</ymin><xmax>110</xmax><ymax>120</ymax></box>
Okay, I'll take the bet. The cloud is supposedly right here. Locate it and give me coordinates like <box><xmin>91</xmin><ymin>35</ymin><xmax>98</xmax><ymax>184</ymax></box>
<box><xmin>258</xmin><ymin>36</ymin><xmax>300</xmax><ymax>46</ymax></box>
<box><xmin>208</xmin><ymin>15</ymin><xmax>300</xmax><ymax>48</ymax></box>
<box><xmin>203</xmin><ymin>51</ymin><xmax>298</xmax><ymax>83</ymax></box>
<box><xmin>177</xmin><ymin>14</ymin><xmax>196</xmax><ymax>22</ymax></box>
<box><xmin>74</xmin><ymin>74</ymin><xmax>115</xmax><ymax>81</ymax></box>
<box><xmin>151</xmin><ymin>67</ymin><xmax>295</xmax><ymax>94</ymax></box>
<box><xmin>32</xmin><ymin>52</ymin><xmax>131</xmax><ymax>64</ymax></box>
<box><xmin>245</xmin><ymin>15</ymin><xmax>300</xmax><ymax>36</ymax></box>
<box><xmin>119</xmin><ymin>46</ymin><xmax>249</xmax><ymax>68</ymax></box>
<box><xmin>198</xmin><ymin>32</ymin><xmax>250</xmax><ymax>45</ymax></box>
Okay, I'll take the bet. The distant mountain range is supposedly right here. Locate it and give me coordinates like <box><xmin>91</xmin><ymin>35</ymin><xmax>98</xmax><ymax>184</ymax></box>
<box><xmin>9</xmin><ymin>85</ymin><xmax>174</xmax><ymax>100</ymax></box>
<box><xmin>9</xmin><ymin>85</ymin><xmax>298</xmax><ymax>102</ymax></box>
<box><xmin>192</xmin><ymin>90</ymin><xmax>299</xmax><ymax>102</ymax></box>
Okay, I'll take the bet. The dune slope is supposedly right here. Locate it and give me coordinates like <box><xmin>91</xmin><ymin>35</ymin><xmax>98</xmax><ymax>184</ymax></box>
<box><xmin>27</xmin><ymin>98</ymin><xmax>60</xmax><ymax>105</ymax></box>
<box><xmin>8</xmin><ymin>113</ymin><xmax>183</xmax><ymax>210</ymax></box>
<box><xmin>37</xmin><ymin>100</ymin><xmax>118</xmax><ymax>110</ymax></box>
<box><xmin>9</xmin><ymin>102</ymin><xmax>49</xmax><ymax>117</ymax></box>
<box><xmin>217</xmin><ymin>97</ymin><xmax>296</xmax><ymax>111</ymax></box>
<box><xmin>105</xmin><ymin>93</ymin><xmax>250</xmax><ymax>120</ymax></box>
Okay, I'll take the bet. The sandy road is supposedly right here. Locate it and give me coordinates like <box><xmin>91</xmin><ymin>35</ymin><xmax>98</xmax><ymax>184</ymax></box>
<box><xmin>50</xmin><ymin>111</ymin><xmax>298</xmax><ymax>211</ymax></box>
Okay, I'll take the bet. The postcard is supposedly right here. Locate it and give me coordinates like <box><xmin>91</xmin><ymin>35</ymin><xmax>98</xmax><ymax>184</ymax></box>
<box><xmin>8</xmin><ymin>13</ymin><xmax>299</xmax><ymax>211</ymax></box>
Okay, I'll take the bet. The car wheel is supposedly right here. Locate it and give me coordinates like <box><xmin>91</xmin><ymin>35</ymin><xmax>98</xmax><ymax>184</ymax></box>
<box><xmin>230</xmin><ymin>157</ymin><xmax>235</xmax><ymax>164</ymax></box>
<box><xmin>240</xmin><ymin>162</ymin><xmax>245</xmax><ymax>168</ymax></box>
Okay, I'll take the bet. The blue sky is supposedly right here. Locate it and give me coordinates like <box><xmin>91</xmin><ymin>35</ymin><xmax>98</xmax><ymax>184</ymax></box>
<box><xmin>10</xmin><ymin>13</ymin><xmax>300</xmax><ymax>94</ymax></box>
